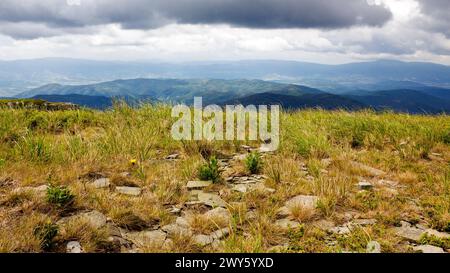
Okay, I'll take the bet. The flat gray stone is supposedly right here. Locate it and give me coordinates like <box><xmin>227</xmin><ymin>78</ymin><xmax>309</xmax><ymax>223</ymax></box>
<box><xmin>198</xmin><ymin>192</ymin><xmax>227</xmax><ymax>208</ymax></box>
<box><xmin>276</xmin><ymin>206</ymin><xmax>291</xmax><ymax>218</ymax></box>
<box><xmin>125</xmin><ymin>230</ymin><xmax>167</xmax><ymax>247</ymax></box>
<box><xmin>275</xmin><ymin>219</ymin><xmax>301</xmax><ymax>230</ymax></box>
<box><xmin>162</xmin><ymin>224</ymin><xmax>192</xmax><ymax>237</ymax></box>
<box><xmin>66</xmin><ymin>241</ymin><xmax>83</xmax><ymax>253</ymax></box>
<box><xmin>204</xmin><ymin>207</ymin><xmax>231</xmax><ymax>224</ymax></box>
<box><xmin>187</xmin><ymin>180</ymin><xmax>213</xmax><ymax>189</ymax></box>
<box><xmin>413</xmin><ymin>245</ymin><xmax>445</xmax><ymax>253</ymax></box>
<box><xmin>285</xmin><ymin>195</ymin><xmax>319</xmax><ymax>210</ymax></box>
<box><xmin>116</xmin><ymin>186</ymin><xmax>142</xmax><ymax>196</ymax></box>
<box><xmin>232</xmin><ymin>184</ymin><xmax>248</xmax><ymax>193</ymax></box>
<box><xmin>193</xmin><ymin>234</ymin><xmax>215</xmax><ymax>246</ymax></box>
<box><xmin>211</xmin><ymin>228</ymin><xmax>231</xmax><ymax>240</ymax></box>
<box><xmin>14</xmin><ymin>185</ymin><xmax>48</xmax><ymax>196</ymax></box>
<box><xmin>175</xmin><ymin>217</ymin><xmax>191</xmax><ymax>228</ymax></box>
<box><xmin>394</xmin><ymin>226</ymin><xmax>425</xmax><ymax>242</ymax></box>
<box><xmin>58</xmin><ymin>210</ymin><xmax>107</xmax><ymax>229</ymax></box>
<box><xmin>424</xmin><ymin>229</ymin><xmax>450</xmax><ymax>239</ymax></box>
<box><xmin>366</xmin><ymin>241</ymin><xmax>381</xmax><ymax>253</ymax></box>
<box><xmin>92</xmin><ymin>178</ymin><xmax>110</xmax><ymax>189</ymax></box>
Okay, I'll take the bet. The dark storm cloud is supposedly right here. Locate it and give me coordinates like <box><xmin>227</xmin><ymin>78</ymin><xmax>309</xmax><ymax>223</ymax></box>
<box><xmin>417</xmin><ymin>0</ymin><xmax>450</xmax><ymax>37</ymax></box>
<box><xmin>0</xmin><ymin>0</ymin><xmax>392</xmax><ymax>39</ymax></box>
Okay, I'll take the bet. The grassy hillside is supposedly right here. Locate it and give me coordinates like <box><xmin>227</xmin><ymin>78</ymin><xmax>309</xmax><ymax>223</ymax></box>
<box><xmin>0</xmin><ymin>105</ymin><xmax>449</xmax><ymax>253</ymax></box>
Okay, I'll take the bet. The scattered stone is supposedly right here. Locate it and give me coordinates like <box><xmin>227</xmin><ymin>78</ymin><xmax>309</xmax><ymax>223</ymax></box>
<box><xmin>211</xmin><ymin>228</ymin><xmax>231</xmax><ymax>240</ymax></box>
<box><xmin>187</xmin><ymin>180</ymin><xmax>213</xmax><ymax>190</ymax></box>
<box><xmin>352</xmin><ymin>219</ymin><xmax>377</xmax><ymax>226</ymax></box>
<box><xmin>424</xmin><ymin>229</ymin><xmax>450</xmax><ymax>240</ymax></box>
<box><xmin>276</xmin><ymin>206</ymin><xmax>291</xmax><ymax>218</ymax></box>
<box><xmin>366</xmin><ymin>241</ymin><xmax>381</xmax><ymax>253</ymax></box>
<box><xmin>58</xmin><ymin>210</ymin><xmax>107</xmax><ymax>229</ymax></box>
<box><xmin>358</xmin><ymin>181</ymin><xmax>373</xmax><ymax>191</ymax></box>
<box><xmin>116</xmin><ymin>186</ymin><xmax>142</xmax><ymax>196</ymax></box>
<box><xmin>285</xmin><ymin>195</ymin><xmax>319</xmax><ymax>210</ymax></box>
<box><xmin>193</xmin><ymin>234</ymin><xmax>215</xmax><ymax>247</ymax></box>
<box><xmin>162</xmin><ymin>224</ymin><xmax>192</xmax><ymax>237</ymax></box>
<box><xmin>197</xmin><ymin>192</ymin><xmax>227</xmax><ymax>208</ymax></box>
<box><xmin>312</xmin><ymin>220</ymin><xmax>336</xmax><ymax>231</ymax></box>
<box><xmin>394</xmin><ymin>226</ymin><xmax>425</xmax><ymax>242</ymax></box>
<box><xmin>168</xmin><ymin>206</ymin><xmax>182</xmax><ymax>214</ymax></box>
<box><xmin>232</xmin><ymin>184</ymin><xmax>248</xmax><ymax>193</ymax></box>
<box><xmin>91</xmin><ymin>178</ymin><xmax>110</xmax><ymax>189</ymax></box>
<box><xmin>66</xmin><ymin>241</ymin><xmax>83</xmax><ymax>253</ymax></box>
<box><xmin>329</xmin><ymin>225</ymin><xmax>351</xmax><ymax>235</ymax></box>
<box><xmin>176</xmin><ymin>217</ymin><xmax>190</xmax><ymax>228</ymax></box>
<box><xmin>204</xmin><ymin>207</ymin><xmax>232</xmax><ymax>225</ymax></box>
<box><xmin>252</xmin><ymin>183</ymin><xmax>276</xmax><ymax>194</ymax></box>
<box><xmin>275</xmin><ymin>219</ymin><xmax>301</xmax><ymax>230</ymax></box>
<box><xmin>413</xmin><ymin>245</ymin><xmax>445</xmax><ymax>253</ymax></box>
<box><xmin>125</xmin><ymin>230</ymin><xmax>167</xmax><ymax>247</ymax></box>
<box><xmin>351</xmin><ymin>161</ymin><xmax>386</xmax><ymax>177</ymax></box>
<box><xmin>166</xmin><ymin>154</ymin><xmax>179</xmax><ymax>160</ymax></box>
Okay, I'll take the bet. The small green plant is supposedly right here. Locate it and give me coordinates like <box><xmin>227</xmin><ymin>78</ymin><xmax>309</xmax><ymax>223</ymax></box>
<box><xmin>33</xmin><ymin>221</ymin><xmax>58</xmax><ymax>250</ymax></box>
<box><xmin>46</xmin><ymin>184</ymin><xmax>75</xmax><ymax>208</ymax></box>
<box><xmin>245</xmin><ymin>152</ymin><xmax>262</xmax><ymax>174</ymax></box>
<box><xmin>198</xmin><ymin>156</ymin><xmax>220</xmax><ymax>182</ymax></box>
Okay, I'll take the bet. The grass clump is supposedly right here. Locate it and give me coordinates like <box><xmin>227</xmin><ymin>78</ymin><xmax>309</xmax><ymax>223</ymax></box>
<box><xmin>46</xmin><ymin>184</ymin><xmax>75</xmax><ymax>208</ymax></box>
<box><xmin>33</xmin><ymin>222</ymin><xmax>58</xmax><ymax>251</ymax></box>
<box><xmin>245</xmin><ymin>152</ymin><xmax>262</xmax><ymax>174</ymax></box>
<box><xmin>198</xmin><ymin>156</ymin><xmax>220</xmax><ymax>182</ymax></box>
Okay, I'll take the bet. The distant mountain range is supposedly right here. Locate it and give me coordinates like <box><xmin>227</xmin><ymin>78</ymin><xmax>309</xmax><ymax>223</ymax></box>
<box><xmin>1</xmin><ymin>58</ymin><xmax>450</xmax><ymax>97</ymax></box>
<box><xmin>11</xmin><ymin>78</ymin><xmax>450</xmax><ymax>114</ymax></box>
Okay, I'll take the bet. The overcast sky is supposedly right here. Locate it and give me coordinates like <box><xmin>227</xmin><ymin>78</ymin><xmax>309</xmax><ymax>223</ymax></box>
<box><xmin>0</xmin><ymin>0</ymin><xmax>449</xmax><ymax>64</ymax></box>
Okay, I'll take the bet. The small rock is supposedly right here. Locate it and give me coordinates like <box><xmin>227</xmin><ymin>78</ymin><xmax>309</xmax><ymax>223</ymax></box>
<box><xmin>424</xmin><ymin>229</ymin><xmax>450</xmax><ymax>239</ymax></box>
<box><xmin>166</xmin><ymin>154</ymin><xmax>179</xmax><ymax>160</ymax></box>
<box><xmin>275</xmin><ymin>219</ymin><xmax>301</xmax><ymax>230</ymax></box>
<box><xmin>168</xmin><ymin>206</ymin><xmax>182</xmax><ymax>214</ymax></box>
<box><xmin>14</xmin><ymin>185</ymin><xmax>48</xmax><ymax>196</ymax></box>
<box><xmin>198</xmin><ymin>192</ymin><xmax>227</xmax><ymax>208</ymax></box>
<box><xmin>232</xmin><ymin>184</ymin><xmax>248</xmax><ymax>193</ymax></box>
<box><xmin>285</xmin><ymin>195</ymin><xmax>319</xmax><ymax>210</ymax></box>
<box><xmin>329</xmin><ymin>226</ymin><xmax>351</xmax><ymax>235</ymax></box>
<box><xmin>187</xmin><ymin>180</ymin><xmax>213</xmax><ymax>190</ymax></box>
<box><xmin>125</xmin><ymin>230</ymin><xmax>167</xmax><ymax>247</ymax></box>
<box><xmin>358</xmin><ymin>181</ymin><xmax>373</xmax><ymax>191</ymax></box>
<box><xmin>204</xmin><ymin>207</ymin><xmax>231</xmax><ymax>225</ymax></box>
<box><xmin>211</xmin><ymin>228</ymin><xmax>231</xmax><ymax>240</ymax></box>
<box><xmin>120</xmin><ymin>172</ymin><xmax>131</xmax><ymax>178</ymax></box>
<box><xmin>58</xmin><ymin>210</ymin><xmax>107</xmax><ymax>229</ymax></box>
<box><xmin>162</xmin><ymin>224</ymin><xmax>192</xmax><ymax>237</ymax></box>
<box><xmin>413</xmin><ymin>245</ymin><xmax>445</xmax><ymax>253</ymax></box>
<box><xmin>66</xmin><ymin>241</ymin><xmax>83</xmax><ymax>253</ymax></box>
<box><xmin>241</xmin><ymin>145</ymin><xmax>252</xmax><ymax>150</ymax></box>
<box><xmin>116</xmin><ymin>186</ymin><xmax>142</xmax><ymax>196</ymax></box>
<box><xmin>366</xmin><ymin>241</ymin><xmax>381</xmax><ymax>253</ymax></box>
<box><xmin>394</xmin><ymin>226</ymin><xmax>425</xmax><ymax>242</ymax></box>
<box><xmin>276</xmin><ymin>206</ymin><xmax>291</xmax><ymax>218</ymax></box>
<box><xmin>251</xmin><ymin>183</ymin><xmax>276</xmax><ymax>193</ymax></box>
<box><xmin>92</xmin><ymin>178</ymin><xmax>110</xmax><ymax>189</ymax></box>
<box><xmin>312</xmin><ymin>220</ymin><xmax>336</xmax><ymax>231</ymax></box>
<box><xmin>233</xmin><ymin>154</ymin><xmax>247</xmax><ymax>161</ymax></box>
<box><xmin>175</xmin><ymin>217</ymin><xmax>190</xmax><ymax>228</ymax></box>
<box><xmin>193</xmin><ymin>234</ymin><xmax>214</xmax><ymax>247</ymax></box>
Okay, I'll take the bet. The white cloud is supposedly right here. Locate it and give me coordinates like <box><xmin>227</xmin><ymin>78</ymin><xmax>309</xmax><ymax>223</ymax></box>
<box><xmin>0</xmin><ymin>0</ymin><xmax>448</xmax><ymax>64</ymax></box>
